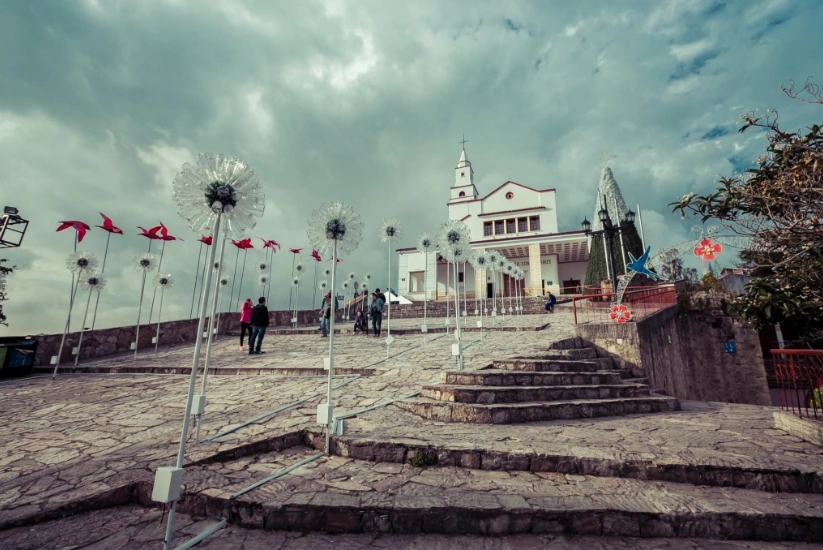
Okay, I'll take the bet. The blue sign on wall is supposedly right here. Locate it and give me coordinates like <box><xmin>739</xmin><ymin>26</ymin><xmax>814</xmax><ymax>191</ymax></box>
<box><xmin>723</xmin><ymin>341</ymin><xmax>737</xmax><ymax>354</ymax></box>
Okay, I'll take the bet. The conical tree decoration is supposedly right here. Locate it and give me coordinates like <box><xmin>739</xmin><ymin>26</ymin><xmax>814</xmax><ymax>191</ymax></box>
<box><xmin>592</xmin><ymin>167</ymin><xmax>629</xmax><ymax>232</ymax></box>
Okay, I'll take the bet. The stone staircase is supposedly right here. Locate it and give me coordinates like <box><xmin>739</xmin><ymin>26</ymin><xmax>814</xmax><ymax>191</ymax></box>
<box><xmin>395</xmin><ymin>347</ymin><xmax>680</xmax><ymax>423</ymax></box>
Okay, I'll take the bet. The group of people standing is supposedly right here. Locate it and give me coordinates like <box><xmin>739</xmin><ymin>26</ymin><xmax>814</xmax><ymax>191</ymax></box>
<box><xmin>236</xmin><ymin>287</ymin><xmax>396</xmax><ymax>351</ymax></box>
<box><xmin>320</xmin><ymin>288</ymin><xmax>388</xmax><ymax>337</ymax></box>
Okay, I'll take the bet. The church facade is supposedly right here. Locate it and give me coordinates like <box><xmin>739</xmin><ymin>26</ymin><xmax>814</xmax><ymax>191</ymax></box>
<box><xmin>396</xmin><ymin>148</ymin><xmax>589</xmax><ymax>301</ymax></box>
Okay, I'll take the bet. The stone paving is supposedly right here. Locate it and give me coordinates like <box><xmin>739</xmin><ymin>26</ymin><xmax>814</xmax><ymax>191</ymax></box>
<box><xmin>1</xmin><ymin>506</ymin><xmax>819</xmax><ymax>549</ymax></box>
<box><xmin>2</xmin><ymin>312</ymin><xmax>823</xmax><ymax>546</ymax></box>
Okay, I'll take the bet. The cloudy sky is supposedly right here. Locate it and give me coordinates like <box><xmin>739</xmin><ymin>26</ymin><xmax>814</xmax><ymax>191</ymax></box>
<box><xmin>1</xmin><ymin>0</ymin><xmax>821</xmax><ymax>335</ymax></box>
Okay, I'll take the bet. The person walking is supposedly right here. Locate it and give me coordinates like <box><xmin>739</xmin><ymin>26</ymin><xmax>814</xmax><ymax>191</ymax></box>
<box><xmin>239</xmin><ymin>298</ymin><xmax>252</xmax><ymax>351</ymax></box>
<box><xmin>370</xmin><ymin>291</ymin><xmax>384</xmax><ymax>337</ymax></box>
<box><xmin>319</xmin><ymin>291</ymin><xmax>338</xmax><ymax>337</ymax></box>
<box><xmin>248</xmin><ymin>297</ymin><xmax>269</xmax><ymax>355</ymax></box>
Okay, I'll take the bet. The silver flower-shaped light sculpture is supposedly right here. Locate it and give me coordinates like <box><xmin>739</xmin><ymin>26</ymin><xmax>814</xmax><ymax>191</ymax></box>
<box><xmin>220</xmin><ymin>276</ymin><xmax>230</xmax><ymax>287</ymax></box>
<box><xmin>361</xmin><ymin>282</ymin><xmax>368</xmax><ymax>291</ymax></box>
<box><xmin>486</xmin><ymin>251</ymin><xmax>500</xmax><ymax>270</ymax></box>
<box><xmin>172</xmin><ymin>152</ymin><xmax>265</xmax><ymax>235</ymax></box>
<box><xmin>364</xmin><ymin>273</ymin><xmax>372</xmax><ymax>281</ymax></box>
<box><xmin>292</xmin><ymin>276</ymin><xmax>300</xmax><ymax>287</ymax></box>
<box><xmin>437</xmin><ymin>219</ymin><xmax>471</xmax><ymax>252</ymax></box>
<box><xmin>323</xmin><ymin>268</ymin><xmax>332</xmax><ymax>277</ymax></box>
<box><xmin>258</xmin><ymin>274</ymin><xmax>269</xmax><ymax>286</ymax></box>
<box><xmin>295</xmin><ymin>262</ymin><xmax>304</xmax><ymax>275</ymax></box>
<box><xmin>348</xmin><ymin>271</ymin><xmax>356</xmax><ymax>280</ymax></box>
<box><xmin>342</xmin><ymin>281</ymin><xmax>349</xmax><ymax>289</ymax></box>
<box><xmin>378</xmin><ymin>218</ymin><xmax>404</xmax><ymax>243</ymax></box>
<box><xmin>67</xmin><ymin>251</ymin><xmax>99</xmax><ymax>274</ymax></box>
<box><xmin>307</xmin><ymin>201</ymin><xmax>363</xmax><ymax>256</ymax></box>
<box><xmin>256</xmin><ymin>261</ymin><xmax>269</xmax><ymax>273</ymax></box>
<box><xmin>134</xmin><ymin>253</ymin><xmax>157</xmax><ymax>272</ymax></box>
<box><xmin>154</xmin><ymin>273</ymin><xmax>174</xmax><ymax>289</ymax></box>
<box><xmin>81</xmin><ymin>272</ymin><xmax>107</xmax><ymax>292</ymax></box>
<box><xmin>471</xmin><ymin>252</ymin><xmax>488</xmax><ymax>271</ymax></box>
<box><xmin>417</xmin><ymin>233</ymin><xmax>434</xmax><ymax>254</ymax></box>
<box><xmin>319</xmin><ymin>280</ymin><xmax>328</xmax><ymax>291</ymax></box>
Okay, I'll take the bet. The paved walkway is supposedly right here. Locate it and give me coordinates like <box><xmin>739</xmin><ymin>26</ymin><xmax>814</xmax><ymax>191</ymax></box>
<box><xmin>0</xmin><ymin>506</ymin><xmax>819</xmax><ymax>549</ymax></box>
<box><xmin>2</xmin><ymin>313</ymin><xmax>821</xmax><ymax>546</ymax></box>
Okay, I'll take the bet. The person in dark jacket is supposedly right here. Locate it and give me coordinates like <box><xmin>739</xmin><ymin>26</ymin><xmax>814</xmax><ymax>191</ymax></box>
<box><xmin>249</xmin><ymin>297</ymin><xmax>270</xmax><ymax>355</ymax></box>
<box><xmin>370</xmin><ymin>292</ymin><xmax>385</xmax><ymax>336</ymax></box>
<box><xmin>544</xmin><ymin>291</ymin><xmax>557</xmax><ymax>314</ymax></box>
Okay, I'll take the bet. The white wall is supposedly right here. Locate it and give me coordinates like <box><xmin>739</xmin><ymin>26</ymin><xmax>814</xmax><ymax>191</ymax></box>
<box><xmin>558</xmin><ymin>261</ymin><xmax>587</xmax><ymax>293</ymax></box>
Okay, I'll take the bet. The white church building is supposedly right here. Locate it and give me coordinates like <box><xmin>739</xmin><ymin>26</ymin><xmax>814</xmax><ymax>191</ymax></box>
<box><xmin>396</xmin><ymin>147</ymin><xmax>589</xmax><ymax>301</ymax></box>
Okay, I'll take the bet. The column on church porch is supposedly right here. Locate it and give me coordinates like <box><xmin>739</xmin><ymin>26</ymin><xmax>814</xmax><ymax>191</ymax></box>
<box><xmin>527</xmin><ymin>244</ymin><xmax>542</xmax><ymax>297</ymax></box>
<box><xmin>425</xmin><ymin>250</ymin><xmax>437</xmax><ymax>300</ymax></box>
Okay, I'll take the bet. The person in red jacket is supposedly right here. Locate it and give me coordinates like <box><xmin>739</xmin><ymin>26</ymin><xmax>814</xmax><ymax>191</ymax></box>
<box><xmin>239</xmin><ymin>298</ymin><xmax>252</xmax><ymax>351</ymax></box>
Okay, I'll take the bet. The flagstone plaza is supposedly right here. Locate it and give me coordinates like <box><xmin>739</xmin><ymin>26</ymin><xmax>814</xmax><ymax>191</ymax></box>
<box><xmin>1</xmin><ymin>314</ymin><xmax>822</xmax><ymax>548</ymax></box>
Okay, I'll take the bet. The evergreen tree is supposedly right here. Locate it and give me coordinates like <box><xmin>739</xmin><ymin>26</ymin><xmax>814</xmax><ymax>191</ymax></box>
<box><xmin>584</xmin><ymin>222</ymin><xmax>645</xmax><ymax>287</ymax></box>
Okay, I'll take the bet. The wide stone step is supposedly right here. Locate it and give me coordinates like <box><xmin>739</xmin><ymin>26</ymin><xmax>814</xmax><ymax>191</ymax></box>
<box><xmin>441</xmin><ymin>369</ymin><xmax>623</xmax><ymax>387</ymax></box>
<box><xmin>492</xmin><ymin>358</ymin><xmax>606</xmax><ymax>372</ymax></box>
<box><xmin>540</xmin><ymin>347</ymin><xmax>598</xmax><ymax>359</ymax></box>
<box><xmin>421</xmin><ymin>384</ymin><xmax>651</xmax><ymax>404</ymax></box>
<box><xmin>394</xmin><ymin>395</ymin><xmax>681</xmax><ymax>424</ymax></box>
<box><xmin>169</xmin><ymin>456</ymin><xmax>823</xmax><ymax>541</ymax></box>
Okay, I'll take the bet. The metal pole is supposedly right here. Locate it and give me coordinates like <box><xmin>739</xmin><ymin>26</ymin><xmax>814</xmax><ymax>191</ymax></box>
<box><xmin>73</xmin><ymin>289</ymin><xmax>93</xmax><ymax>366</ymax></box>
<box><xmin>154</xmin><ymin>288</ymin><xmax>164</xmax><ymax>352</ymax></box>
<box><xmin>90</xmin><ymin>232</ymin><xmax>111</xmax><ymax>331</ymax></box>
<box><xmin>423</xmin><ymin>249</ymin><xmax>427</xmax><ymax>334</ymax></box>
<box><xmin>445</xmin><ymin>260</ymin><xmax>450</xmax><ymax>333</ymax></box>
<box><xmin>195</xmin><ymin>233</ymin><xmax>227</xmax><ymax>441</ymax></box>
<box><xmin>266</xmin><ymin>248</ymin><xmax>273</xmax><ymax>306</ymax></box>
<box><xmin>229</xmin><ymin>247</ymin><xmax>240</xmax><ymax>312</ymax></box>
<box><xmin>605</xmin><ymin>230</ymin><xmax>618</xmax><ymax>293</ymax></box>
<box><xmin>636</xmin><ymin>203</ymin><xmax>646</xmax><ymax>251</ymax></box>
<box><xmin>53</xmin><ymin>276</ymin><xmax>81</xmax><ymax>378</ymax></box>
<box><xmin>325</xmin><ymin>239</ymin><xmax>338</xmax><ymax>454</ymax></box>
<box><xmin>295</xmin><ymin>282</ymin><xmax>301</xmax><ymax>327</ymax></box>
<box><xmin>287</xmin><ymin>254</ymin><xmax>296</xmax><ymax>310</ymax></box>
<box><xmin>612</xmin><ymin>195</ymin><xmax>627</xmax><ymax>273</ymax></box>
<box><xmin>236</xmin><ymin>249</ymin><xmax>248</xmax><ymax>311</ymax></box>
<box><xmin>133</xmin><ymin>270</ymin><xmax>148</xmax><ymax>361</ymax></box>
<box><xmin>386</xmin><ymin>241</ymin><xmax>392</xmax><ymax>358</ymax></box>
<box><xmin>313</xmin><ymin>263</ymin><xmax>319</xmax><ymax>308</ymax></box>
<box><xmin>453</xmin><ymin>260</ymin><xmax>463</xmax><ymax>370</ymax></box>
<box><xmin>462</xmin><ymin>261</ymin><xmax>467</xmax><ymax>322</ymax></box>
<box><xmin>148</xmin><ymin>240</ymin><xmax>166</xmax><ymax>324</ymax></box>
<box><xmin>602</xmin><ymin>232</ymin><xmax>612</xmax><ymax>289</ymax></box>
<box><xmin>190</xmin><ymin>243</ymin><xmax>204</xmax><ymax>319</ymax></box>
<box><xmin>67</xmin><ymin>235</ymin><xmax>77</xmax><ymax>332</ymax></box>
<box><xmin>196</xmin><ymin>245</ymin><xmax>208</xmax><ymax>317</ymax></box>
<box><xmin>162</xmin><ymin>213</ymin><xmax>221</xmax><ymax>550</ymax></box>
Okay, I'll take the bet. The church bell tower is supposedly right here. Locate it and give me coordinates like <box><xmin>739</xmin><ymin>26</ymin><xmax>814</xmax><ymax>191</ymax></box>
<box><xmin>449</xmin><ymin>141</ymin><xmax>478</xmax><ymax>203</ymax></box>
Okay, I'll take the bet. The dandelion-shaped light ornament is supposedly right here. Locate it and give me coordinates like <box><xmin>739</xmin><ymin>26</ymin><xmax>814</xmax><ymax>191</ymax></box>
<box><xmin>72</xmin><ymin>272</ymin><xmax>107</xmax><ymax>367</ymax></box>
<box><xmin>378</xmin><ymin>219</ymin><xmax>404</xmax><ymax>354</ymax></box>
<box><xmin>258</xmin><ymin>273</ymin><xmax>269</xmax><ymax>295</ymax></box>
<box><xmin>257</xmin><ymin>260</ymin><xmax>269</xmax><ymax>273</ymax></box>
<box><xmin>306</xmin><ymin>201</ymin><xmax>363</xmax><ymax>454</ymax></box>
<box><xmin>346</xmin><ymin>272</ymin><xmax>356</xmax><ymax>319</ymax></box>
<box><xmin>53</xmin><ymin>251</ymin><xmax>100</xmax><ymax>376</ymax></box>
<box><xmin>130</xmin><ymin>253</ymin><xmax>157</xmax><ymax>361</ymax></box>
<box><xmin>164</xmin><ymin>154</ymin><xmax>264</xmax><ymax>545</ymax></box>
<box><xmin>496</xmin><ymin>258</ymin><xmax>508</xmax><ymax>316</ymax></box>
<box><xmin>416</xmin><ymin>233</ymin><xmax>435</xmax><ymax>331</ymax></box>
<box><xmin>504</xmin><ymin>263</ymin><xmax>516</xmax><ymax>313</ymax></box>
<box><xmin>471</xmin><ymin>252</ymin><xmax>489</xmax><ymax>318</ymax></box>
<box><xmin>153</xmin><ymin>274</ymin><xmax>174</xmax><ymax>352</ymax></box>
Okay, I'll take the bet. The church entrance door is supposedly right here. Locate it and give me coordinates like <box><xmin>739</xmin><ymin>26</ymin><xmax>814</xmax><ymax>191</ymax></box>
<box><xmin>487</xmin><ymin>282</ymin><xmax>494</xmax><ymax>299</ymax></box>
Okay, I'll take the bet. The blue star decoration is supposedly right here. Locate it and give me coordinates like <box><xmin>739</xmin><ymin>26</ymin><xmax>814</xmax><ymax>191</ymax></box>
<box><xmin>627</xmin><ymin>246</ymin><xmax>659</xmax><ymax>280</ymax></box>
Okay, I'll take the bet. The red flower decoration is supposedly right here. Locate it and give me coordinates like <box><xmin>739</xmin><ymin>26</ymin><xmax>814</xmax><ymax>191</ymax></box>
<box><xmin>96</xmin><ymin>213</ymin><xmax>123</xmax><ymax>235</ymax></box>
<box><xmin>311</xmin><ymin>249</ymin><xmax>322</xmax><ymax>262</ymax></box>
<box><xmin>693</xmin><ymin>238</ymin><xmax>722</xmax><ymax>261</ymax></box>
<box><xmin>289</xmin><ymin>248</ymin><xmax>302</xmax><ymax>254</ymax></box>
<box><xmin>231</xmin><ymin>238</ymin><xmax>253</xmax><ymax>250</ymax></box>
<box><xmin>158</xmin><ymin>222</ymin><xmax>184</xmax><ymax>242</ymax></box>
<box><xmin>609</xmin><ymin>304</ymin><xmax>632</xmax><ymax>324</ymax></box>
<box><xmin>198</xmin><ymin>236</ymin><xmax>213</xmax><ymax>246</ymax></box>
<box><xmin>56</xmin><ymin>220</ymin><xmax>91</xmax><ymax>242</ymax></box>
<box><xmin>259</xmin><ymin>238</ymin><xmax>280</xmax><ymax>251</ymax></box>
<box><xmin>138</xmin><ymin>225</ymin><xmax>163</xmax><ymax>240</ymax></box>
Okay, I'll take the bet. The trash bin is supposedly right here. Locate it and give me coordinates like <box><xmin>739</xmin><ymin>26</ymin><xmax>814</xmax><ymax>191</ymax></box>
<box><xmin>0</xmin><ymin>338</ymin><xmax>38</xmax><ymax>379</ymax></box>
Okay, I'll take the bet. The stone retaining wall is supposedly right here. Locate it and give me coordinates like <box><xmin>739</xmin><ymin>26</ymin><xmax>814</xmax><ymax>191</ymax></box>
<box><xmin>29</xmin><ymin>308</ymin><xmax>343</xmax><ymax>367</ymax></box>
<box><xmin>378</xmin><ymin>296</ymin><xmax>566</xmax><ymax>319</ymax></box>
<box><xmin>575</xmin><ymin>306</ymin><xmax>771</xmax><ymax>406</ymax></box>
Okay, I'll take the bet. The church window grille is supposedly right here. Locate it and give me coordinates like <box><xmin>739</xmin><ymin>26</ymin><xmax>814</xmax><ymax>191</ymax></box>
<box><xmin>494</xmin><ymin>220</ymin><xmax>504</xmax><ymax>235</ymax></box>
<box><xmin>483</xmin><ymin>222</ymin><xmax>493</xmax><ymax>236</ymax></box>
<box><xmin>518</xmin><ymin>218</ymin><xmax>527</xmax><ymax>232</ymax></box>
<box><xmin>529</xmin><ymin>216</ymin><xmax>541</xmax><ymax>231</ymax></box>
<box><xmin>506</xmin><ymin>219</ymin><xmax>516</xmax><ymax>233</ymax></box>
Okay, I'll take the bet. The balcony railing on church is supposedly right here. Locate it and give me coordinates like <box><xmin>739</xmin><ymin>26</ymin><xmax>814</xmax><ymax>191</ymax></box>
<box><xmin>771</xmin><ymin>349</ymin><xmax>823</xmax><ymax>423</ymax></box>
<box><xmin>571</xmin><ymin>285</ymin><xmax>677</xmax><ymax>325</ymax></box>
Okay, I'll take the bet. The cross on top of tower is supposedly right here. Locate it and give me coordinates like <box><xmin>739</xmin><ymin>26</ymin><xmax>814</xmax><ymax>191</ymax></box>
<box><xmin>459</xmin><ymin>133</ymin><xmax>469</xmax><ymax>151</ymax></box>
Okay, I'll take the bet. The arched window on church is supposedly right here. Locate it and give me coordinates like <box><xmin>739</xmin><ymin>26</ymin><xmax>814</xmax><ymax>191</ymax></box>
<box><xmin>458</xmin><ymin>191</ymin><xmax>466</xmax><ymax>197</ymax></box>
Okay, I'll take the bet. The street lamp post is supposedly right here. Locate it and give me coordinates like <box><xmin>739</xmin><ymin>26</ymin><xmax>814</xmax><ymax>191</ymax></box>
<box><xmin>582</xmin><ymin>202</ymin><xmax>635</xmax><ymax>293</ymax></box>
